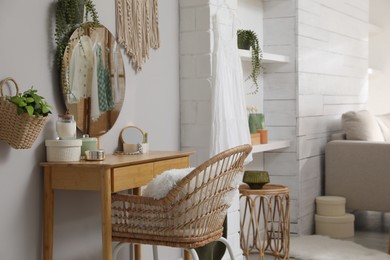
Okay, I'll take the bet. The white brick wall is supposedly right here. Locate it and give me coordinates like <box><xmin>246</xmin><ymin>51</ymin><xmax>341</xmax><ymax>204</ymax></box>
<box><xmin>179</xmin><ymin>1</ymin><xmax>244</xmax><ymax>258</ymax></box>
<box><xmin>297</xmin><ymin>0</ymin><xmax>369</xmax><ymax>234</ymax></box>
<box><xmin>263</xmin><ymin>0</ymin><xmax>300</xmax><ymax>236</ymax></box>
<box><xmin>180</xmin><ymin>0</ymin><xmax>369</xmax><ymax>255</ymax></box>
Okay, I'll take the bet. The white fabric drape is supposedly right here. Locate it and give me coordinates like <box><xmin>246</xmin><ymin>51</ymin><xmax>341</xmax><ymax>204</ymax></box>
<box><xmin>210</xmin><ymin>11</ymin><xmax>252</xmax><ymax>164</ymax></box>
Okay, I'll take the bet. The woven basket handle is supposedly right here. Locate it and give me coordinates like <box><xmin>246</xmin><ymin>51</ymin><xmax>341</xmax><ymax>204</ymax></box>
<box><xmin>0</xmin><ymin>77</ymin><xmax>19</xmax><ymax>97</ymax></box>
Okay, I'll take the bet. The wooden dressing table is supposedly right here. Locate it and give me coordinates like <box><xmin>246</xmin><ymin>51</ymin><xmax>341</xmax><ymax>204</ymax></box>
<box><xmin>42</xmin><ymin>150</ymin><xmax>192</xmax><ymax>260</ymax></box>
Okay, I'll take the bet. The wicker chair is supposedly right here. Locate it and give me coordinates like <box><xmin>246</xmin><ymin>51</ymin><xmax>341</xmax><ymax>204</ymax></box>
<box><xmin>111</xmin><ymin>144</ymin><xmax>252</xmax><ymax>260</ymax></box>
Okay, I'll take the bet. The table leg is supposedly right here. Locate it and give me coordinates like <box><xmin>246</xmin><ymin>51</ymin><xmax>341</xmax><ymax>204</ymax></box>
<box><xmin>101</xmin><ymin>169</ymin><xmax>112</xmax><ymax>260</ymax></box>
<box><xmin>133</xmin><ymin>188</ymin><xmax>142</xmax><ymax>260</ymax></box>
<box><xmin>43</xmin><ymin>168</ymin><xmax>54</xmax><ymax>260</ymax></box>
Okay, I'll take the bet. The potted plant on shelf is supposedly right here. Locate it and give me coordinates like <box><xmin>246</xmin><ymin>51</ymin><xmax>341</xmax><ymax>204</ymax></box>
<box><xmin>237</xmin><ymin>29</ymin><xmax>263</xmax><ymax>93</ymax></box>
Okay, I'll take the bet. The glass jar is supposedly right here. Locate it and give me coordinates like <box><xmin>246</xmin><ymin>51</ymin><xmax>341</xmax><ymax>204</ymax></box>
<box><xmin>56</xmin><ymin>113</ymin><xmax>76</xmax><ymax>140</ymax></box>
<box><xmin>81</xmin><ymin>134</ymin><xmax>98</xmax><ymax>157</ymax></box>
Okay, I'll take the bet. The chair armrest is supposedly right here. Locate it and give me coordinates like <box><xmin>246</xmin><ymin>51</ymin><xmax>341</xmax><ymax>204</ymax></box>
<box><xmin>325</xmin><ymin>140</ymin><xmax>390</xmax><ymax>212</ymax></box>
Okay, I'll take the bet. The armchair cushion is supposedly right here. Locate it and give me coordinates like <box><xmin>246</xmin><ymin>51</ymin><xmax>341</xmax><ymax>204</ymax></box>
<box><xmin>341</xmin><ymin>110</ymin><xmax>384</xmax><ymax>141</ymax></box>
<box><xmin>142</xmin><ymin>167</ymin><xmax>194</xmax><ymax>199</ymax></box>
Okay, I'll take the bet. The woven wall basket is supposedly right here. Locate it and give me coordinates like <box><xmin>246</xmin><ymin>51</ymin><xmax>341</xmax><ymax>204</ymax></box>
<box><xmin>0</xmin><ymin>77</ymin><xmax>49</xmax><ymax>149</ymax></box>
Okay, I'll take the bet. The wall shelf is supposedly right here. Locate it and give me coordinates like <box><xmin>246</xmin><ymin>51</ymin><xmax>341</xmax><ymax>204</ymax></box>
<box><xmin>239</xmin><ymin>49</ymin><xmax>290</xmax><ymax>63</ymax></box>
<box><xmin>252</xmin><ymin>140</ymin><xmax>290</xmax><ymax>154</ymax></box>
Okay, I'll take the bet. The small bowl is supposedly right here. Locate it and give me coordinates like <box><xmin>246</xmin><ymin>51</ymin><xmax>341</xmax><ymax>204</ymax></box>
<box><xmin>243</xmin><ymin>171</ymin><xmax>270</xmax><ymax>189</ymax></box>
<box><xmin>85</xmin><ymin>150</ymin><xmax>105</xmax><ymax>161</ymax></box>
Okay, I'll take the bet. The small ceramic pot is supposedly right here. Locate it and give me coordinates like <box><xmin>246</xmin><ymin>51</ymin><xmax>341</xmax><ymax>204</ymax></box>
<box><xmin>243</xmin><ymin>170</ymin><xmax>270</xmax><ymax>189</ymax></box>
<box><xmin>141</xmin><ymin>143</ymin><xmax>149</xmax><ymax>153</ymax></box>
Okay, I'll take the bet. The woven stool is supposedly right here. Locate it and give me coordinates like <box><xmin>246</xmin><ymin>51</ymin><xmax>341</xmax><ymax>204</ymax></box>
<box><xmin>239</xmin><ymin>184</ymin><xmax>290</xmax><ymax>260</ymax></box>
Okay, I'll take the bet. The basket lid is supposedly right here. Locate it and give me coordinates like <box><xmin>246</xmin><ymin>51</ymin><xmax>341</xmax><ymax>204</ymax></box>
<box><xmin>316</xmin><ymin>196</ymin><xmax>346</xmax><ymax>205</ymax></box>
<box><xmin>315</xmin><ymin>213</ymin><xmax>354</xmax><ymax>223</ymax></box>
<box><xmin>45</xmin><ymin>139</ymin><xmax>82</xmax><ymax>147</ymax></box>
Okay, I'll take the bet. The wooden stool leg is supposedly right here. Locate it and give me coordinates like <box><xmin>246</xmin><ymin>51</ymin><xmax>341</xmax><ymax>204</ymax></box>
<box><xmin>184</xmin><ymin>250</ymin><xmax>191</xmax><ymax>260</ymax></box>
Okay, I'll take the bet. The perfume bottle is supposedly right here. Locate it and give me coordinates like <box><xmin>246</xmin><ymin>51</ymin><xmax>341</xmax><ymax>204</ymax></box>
<box><xmin>56</xmin><ymin>112</ymin><xmax>76</xmax><ymax>140</ymax></box>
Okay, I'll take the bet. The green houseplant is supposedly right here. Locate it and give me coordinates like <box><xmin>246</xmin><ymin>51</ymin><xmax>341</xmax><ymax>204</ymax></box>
<box><xmin>237</xmin><ymin>29</ymin><xmax>262</xmax><ymax>93</ymax></box>
<box><xmin>0</xmin><ymin>77</ymin><xmax>51</xmax><ymax>149</ymax></box>
<box><xmin>55</xmin><ymin>0</ymin><xmax>100</xmax><ymax>67</ymax></box>
<box><xmin>7</xmin><ymin>87</ymin><xmax>52</xmax><ymax>117</ymax></box>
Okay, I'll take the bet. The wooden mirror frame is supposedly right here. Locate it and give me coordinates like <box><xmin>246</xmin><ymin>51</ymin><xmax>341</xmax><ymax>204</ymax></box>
<box><xmin>61</xmin><ymin>23</ymin><xmax>125</xmax><ymax>137</ymax></box>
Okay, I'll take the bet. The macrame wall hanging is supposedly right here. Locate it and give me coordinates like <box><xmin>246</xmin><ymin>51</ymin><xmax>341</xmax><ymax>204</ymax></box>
<box><xmin>115</xmin><ymin>0</ymin><xmax>160</xmax><ymax>72</ymax></box>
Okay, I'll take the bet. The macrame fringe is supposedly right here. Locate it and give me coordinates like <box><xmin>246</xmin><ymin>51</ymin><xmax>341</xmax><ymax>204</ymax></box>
<box><xmin>115</xmin><ymin>0</ymin><xmax>160</xmax><ymax>72</ymax></box>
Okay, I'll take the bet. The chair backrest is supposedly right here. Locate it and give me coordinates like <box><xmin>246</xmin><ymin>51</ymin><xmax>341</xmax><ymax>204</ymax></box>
<box><xmin>163</xmin><ymin>144</ymin><xmax>252</xmax><ymax>238</ymax></box>
<box><xmin>111</xmin><ymin>144</ymin><xmax>252</xmax><ymax>245</ymax></box>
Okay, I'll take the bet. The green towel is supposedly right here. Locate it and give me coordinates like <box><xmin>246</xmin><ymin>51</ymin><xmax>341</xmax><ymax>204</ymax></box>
<box><xmin>195</xmin><ymin>217</ymin><xmax>228</xmax><ymax>260</ymax></box>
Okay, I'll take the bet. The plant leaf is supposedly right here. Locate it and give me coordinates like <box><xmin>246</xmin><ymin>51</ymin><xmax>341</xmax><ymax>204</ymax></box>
<box><xmin>18</xmin><ymin>100</ymin><xmax>27</xmax><ymax>107</ymax></box>
<box><xmin>42</xmin><ymin>105</ymin><xmax>50</xmax><ymax>114</ymax></box>
<box><xmin>26</xmin><ymin>106</ymin><xmax>34</xmax><ymax>116</ymax></box>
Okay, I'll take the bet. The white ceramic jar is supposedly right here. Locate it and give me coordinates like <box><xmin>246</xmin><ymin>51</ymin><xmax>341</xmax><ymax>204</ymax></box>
<box><xmin>56</xmin><ymin>113</ymin><xmax>76</xmax><ymax>140</ymax></box>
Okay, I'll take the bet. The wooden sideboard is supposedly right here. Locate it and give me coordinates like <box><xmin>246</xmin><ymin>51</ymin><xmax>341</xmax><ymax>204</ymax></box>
<box><xmin>41</xmin><ymin>150</ymin><xmax>192</xmax><ymax>260</ymax></box>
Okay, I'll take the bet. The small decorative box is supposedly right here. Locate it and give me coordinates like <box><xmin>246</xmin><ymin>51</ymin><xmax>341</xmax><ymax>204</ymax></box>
<box><xmin>315</xmin><ymin>213</ymin><xmax>354</xmax><ymax>238</ymax></box>
<box><xmin>316</xmin><ymin>196</ymin><xmax>346</xmax><ymax>216</ymax></box>
<box><xmin>45</xmin><ymin>139</ymin><xmax>82</xmax><ymax>162</ymax></box>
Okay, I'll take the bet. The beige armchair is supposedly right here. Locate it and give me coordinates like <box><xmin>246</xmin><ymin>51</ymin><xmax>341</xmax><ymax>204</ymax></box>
<box><xmin>325</xmin><ymin>140</ymin><xmax>390</xmax><ymax>254</ymax></box>
<box><xmin>325</xmin><ymin>110</ymin><xmax>390</xmax><ymax>254</ymax></box>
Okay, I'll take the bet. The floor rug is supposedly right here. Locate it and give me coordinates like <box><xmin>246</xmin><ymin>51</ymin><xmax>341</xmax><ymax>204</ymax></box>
<box><xmin>290</xmin><ymin>235</ymin><xmax>390</xmax><ymax>260</ymax></box>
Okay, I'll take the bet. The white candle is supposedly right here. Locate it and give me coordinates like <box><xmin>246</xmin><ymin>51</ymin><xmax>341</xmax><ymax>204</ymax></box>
<box><xmin>56</xmin><ymin>114</ymin><xmax>76</xmax><ymax>139</ymax></box>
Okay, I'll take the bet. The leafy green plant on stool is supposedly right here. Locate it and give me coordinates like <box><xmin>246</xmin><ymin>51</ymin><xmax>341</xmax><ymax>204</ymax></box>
<box><xmin>237</xmin><ymin>29</ymin><xmax>263</xmax><ymax>94</ymax></box>
<box><xmin>7</xmin><ymin>87</ymin><xmax>52</xmax><ymax>117</ymax></box>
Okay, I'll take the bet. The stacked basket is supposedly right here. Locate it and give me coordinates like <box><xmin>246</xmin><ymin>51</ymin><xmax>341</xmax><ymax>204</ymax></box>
<box><xmin>315</xmin><ymin>196</ymin><xmax>355</xmax><ymax>238</ymax></box>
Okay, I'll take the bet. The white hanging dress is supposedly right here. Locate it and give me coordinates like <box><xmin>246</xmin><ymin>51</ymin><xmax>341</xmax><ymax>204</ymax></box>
<box><xmin>210</xmin><ymin>11</ymin><xmax>252</xmax><ymax>164</ymax></box>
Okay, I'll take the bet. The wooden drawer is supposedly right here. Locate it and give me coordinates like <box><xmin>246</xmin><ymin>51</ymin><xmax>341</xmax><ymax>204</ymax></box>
<box><xmin>153</xmin><ymin>157</ymin><xmax>189</xmax><ymax>176</ymax></box>
<box><xmin>51</xmin><ymin>167</ymin><xmax>101</xmax><ymax>191</ymax></box>
<box><xmin>111</xmin><ymin>163</ymin><xmax>154</xmax><ymax>192</ymax></box>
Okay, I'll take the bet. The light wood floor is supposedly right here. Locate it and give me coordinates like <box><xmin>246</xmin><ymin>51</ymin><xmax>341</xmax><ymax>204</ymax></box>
<box><xmin>248</xmin><ymin>210</ymin><xmax>390</xmax><ymax>260</ymax></box>
<box><xmin>247</xmin><ymin>230</ymin><xmax>388</xmax><ymax>260</ymax></box>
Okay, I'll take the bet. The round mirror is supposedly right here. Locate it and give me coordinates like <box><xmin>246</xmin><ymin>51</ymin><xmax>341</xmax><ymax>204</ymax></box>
<box><xmin>120</xmin><ymin>126</ymin><xmax>144</xmax><ymax>144</ymax></box>
<box><xmin>120</xmin><ymin>126</ymin><xmax>145</xmax><ymax>153</ymax></box>
<box><xmin>61</xmin><ymin>23</ymin><xmax>125</xmax><ymax>137</ymax></box>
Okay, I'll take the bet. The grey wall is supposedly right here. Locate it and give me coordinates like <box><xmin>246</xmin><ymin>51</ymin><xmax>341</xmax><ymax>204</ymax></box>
<box><xmin>0</xmin><ymin>0</ymin><xmax>180</xmax><ymax>259</ymax></box>
<box><xmin>368</xmin><ymin>0</ymin><xmax>390</xmax><ymax>114</ymax></box>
